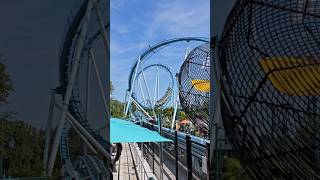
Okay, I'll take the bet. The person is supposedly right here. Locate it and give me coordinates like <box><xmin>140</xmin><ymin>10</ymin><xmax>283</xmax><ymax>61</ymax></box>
<box><xmin>114</xmin><ymin>143</ymin><xmax>123</xmax><ymax>162</ymax></box>
<box><xmin>111</xmin><ymin>143</ymin><xmax>123</xmax><ymax>172</ymax></box>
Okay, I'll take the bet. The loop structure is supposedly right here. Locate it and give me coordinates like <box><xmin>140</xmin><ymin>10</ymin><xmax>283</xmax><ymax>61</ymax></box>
<box><xmin>179</xmin><ymin>43</ymin><xmax>210</xmax><ymax>132</ymax></box>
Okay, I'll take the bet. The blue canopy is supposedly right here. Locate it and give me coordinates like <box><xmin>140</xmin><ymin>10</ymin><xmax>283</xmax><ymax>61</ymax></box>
<box><xmin>110</xmin><ymin>118</ymin><xmax>172</xmax><ymax>143</ymax></box>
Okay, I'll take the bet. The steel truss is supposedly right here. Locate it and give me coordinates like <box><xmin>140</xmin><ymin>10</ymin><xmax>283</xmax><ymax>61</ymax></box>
<box><xmin>43</xmin><ymin>0</ymin><xmax>110</xmax><ymax>178</ymax></box>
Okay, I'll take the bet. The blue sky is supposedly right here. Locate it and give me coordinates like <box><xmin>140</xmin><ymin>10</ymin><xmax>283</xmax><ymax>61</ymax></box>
<box><xmin>110</xmin><ymin>0</ymin><xmax>210</xmax><ymax>101</ymax></box>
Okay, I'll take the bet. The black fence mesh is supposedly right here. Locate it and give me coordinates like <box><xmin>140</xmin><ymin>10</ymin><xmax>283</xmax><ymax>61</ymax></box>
<box><xmin>179</xmin><ymin>43</ymin><xmax>211</xmax><ymax>132</ymax></box>
<box><xmin>220</xmin><ymin>0</ymin><xmax>320</xmax><ymax>179</ymax></box>
<box><xmin>141</xmin><ymin>122</ymin><xmax>208</xmax><ymax>179</ymax></box>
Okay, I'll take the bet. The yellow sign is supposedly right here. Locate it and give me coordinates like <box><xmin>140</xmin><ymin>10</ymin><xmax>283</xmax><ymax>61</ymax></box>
<box><xmin>191</xmin><ymin>79</ymin><xmax>210</xmax><ymax>92</ymax></box>
<box><xmin>260</xmin><ymin>56</ymin><xmax>320</xmax><ymax>96</ymax></box>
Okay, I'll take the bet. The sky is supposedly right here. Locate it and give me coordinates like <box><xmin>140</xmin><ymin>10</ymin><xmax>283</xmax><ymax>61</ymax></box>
<box><xmin>0</xmin><ymin>0</ymin><xmax>75</xmax><ymax>128</ymax></box>
<box><xmin>110</xmin><ymin>0</ymin><xmax>210</xmax><ymax>101</ymax></box>
<box><xmin>0</xmin><ymin>0</ymin><xmax>235</xmax><ymax>128</ymax></box>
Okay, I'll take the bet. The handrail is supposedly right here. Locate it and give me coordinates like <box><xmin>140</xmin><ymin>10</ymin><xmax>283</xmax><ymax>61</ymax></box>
<box><xmin>129</xmin><ymin>143</ymin><xmax>156</xmax><ymax>180</ymax></box>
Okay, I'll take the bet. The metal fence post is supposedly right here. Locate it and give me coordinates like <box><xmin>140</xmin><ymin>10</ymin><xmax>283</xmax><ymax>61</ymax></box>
<box><xmin>186</xmin><ymin>135</ymin><xmax>192</xmax><ymax>180</ymax></box>
<box><xmin>206</xmin><ymin>142</ymin><xmax>210</xmax><ymax>180</ymax></box>
<box><xmin>152</xmin><ymin>143</ymin><xmax>155</xmax><ymax>174</ymax></box>
<box><xmin>158</xmin><ymin>115</ymin><xmax>164</xmax><ymax>180</ymax></box>
<box><xmin>175</xmin><ymin>131</ymin><xmax>178</xmax><ymax>180</ymax></box>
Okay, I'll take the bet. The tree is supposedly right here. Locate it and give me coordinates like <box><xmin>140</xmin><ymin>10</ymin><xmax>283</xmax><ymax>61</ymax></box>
<box><xmin>110</xmin><ymin>82</ymin><xmax>114</xmax><ymax>96</ymax></box>
<box><xmin>0</xmin><ymin>61</ymin><xmax>49</xmax><ymax>177</ymax></box>
<box><xmin>109</xmin><ymin>81</ymin><xmax>125</xmax><ymax>118</ymax></box>
<box><xmin>0</xmin><ymin>119</ymin><xmax>45</xmax><ymax>177</ymax></box>
<box><xmin>222</xmin><ymin>157</ymin><xmax>249</xmax><ymax>180</ymax></box>
<box><xmin>178</xmin><ymin>111</ymin><xmax>187</xmax><ymax>120</ymax></box>
<box><xmin>0</xmin><ymin>62</ymin><xmax>13</xmax><ymax>105</ymax></box>
<box><xmin>110</xmin><ymin>99</ymin><xmax>124</xmax><ymax>118</ymax></box>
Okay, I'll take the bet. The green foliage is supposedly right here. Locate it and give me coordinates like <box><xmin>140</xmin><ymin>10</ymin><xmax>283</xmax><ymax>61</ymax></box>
<box><xmin>154</xmin><ymin>107</ymin><xmax>186</xmax><ymax>119</ymax></box>
<box><xmin>0</xmin><ymin>62</ymin><xmax>13</xmax><ymax>105</ymax></box>
<box><xmin>110</xmin><ymin>81</ymin><xmax>125</xmax><ymax>118</ymax></box>
<box><xmin>222</xmin><ymin>157</ymin><xmax>249</xmax><ymax>180</ymax></box>
<box><xmin>110</xmin><ymin>99</ymin><xmax>125</xmax><ymax>118</ymax></box>
<box><xmin>0</xmin><ymin>61</ymin><xmax>47</xmax><ymax>177</ymax></box>
<box><xmin>0</xmin><ymin>60</ymin><xmax>61</xmax><ymax>178</ymax></box>
<box><xmin>178</xmin><ymin>111</ymin><xmax>187</xmax><ymax>120</ymax></box>
<box><xmin>0</xmin><ymin>118</ymin><xmax>44</xmax><ymax>177</ymax></box>
<box><xmin>110</xmin><ymin>82</ymin><xmax>114</xmax><ymax>95</ymax></box>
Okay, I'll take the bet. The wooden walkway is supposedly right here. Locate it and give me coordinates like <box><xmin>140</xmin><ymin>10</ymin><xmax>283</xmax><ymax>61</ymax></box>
<box><xmin>113</xmin><ymin>143</ymin><xmax>157</xmax><ymax>180</ymax></box>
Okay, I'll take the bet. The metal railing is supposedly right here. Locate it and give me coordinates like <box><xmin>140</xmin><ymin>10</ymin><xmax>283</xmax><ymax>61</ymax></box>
<box><xmin>128</xmin><ymin>143</ymin><xmax>156</xmax><ymax>180</ymax></box>
<box><xmin>141</xmin><ymin>122</ymin><xmax>210</xmax><ymax>180</ymax></box>
<box><xmin>0</xmin><ymin>177</ymin><xmax>48</xmax><ymax>180</ymax></box>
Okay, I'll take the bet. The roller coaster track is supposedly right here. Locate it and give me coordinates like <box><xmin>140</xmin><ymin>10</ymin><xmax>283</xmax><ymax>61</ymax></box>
<box><xmin>57</xmin><ymin>0</ymin><xmax>109</xmax><ymax>166</ymax></box>
<box><xmin>128</xmin><ymin>37</ymin><xmax>209</xmax><ymax>89</ymax></box>
<box><xmin>125</xmin><ymin>37</ymin><xmax>209</xmax><ymax>116</ymax></box>
<box><xmin>131</xmin><ymin>63</ymin><xmax>174</xmax><ymax>109</ymax></box>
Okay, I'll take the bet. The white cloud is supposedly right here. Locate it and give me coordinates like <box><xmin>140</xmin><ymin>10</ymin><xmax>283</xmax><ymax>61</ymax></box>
<box><xmin>110</xmin><ymin>0</ymin><xmax>127</xmax><ymax>9</ymax></box>
<box><xmin>146</xmin><ymin>0</ymin><xmax>209</xmax><ymax>38</ymax></box>
<box><xmin>110</xmin><ymin>41</ymin><xmax>127</xmax><ymax>55</ymax></box>
<box><xmin>112</xmin><ymin>24</ymin><xmax>129</xmax><ymax>35</ymax></box>
<box><xmin>138</xmin><ymin>42</ymin><xmax>149</xmax><ymax>49</ymax></box>
<box><xmin>110</xmin><ymin>0</ymin><xmax>209</xmax><ymax>100</ymax></box>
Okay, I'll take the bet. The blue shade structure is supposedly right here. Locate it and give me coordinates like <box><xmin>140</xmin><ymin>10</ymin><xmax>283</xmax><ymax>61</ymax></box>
<box><xmin>110</xmin><ymin>118</ymin><xmax>172</xmax><ymax>143</ymax></box>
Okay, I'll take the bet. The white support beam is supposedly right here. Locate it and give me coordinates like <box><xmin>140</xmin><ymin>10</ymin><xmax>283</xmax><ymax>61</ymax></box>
<box><xmin>54</xmin><ymin>103</ymin><xmax>111</xmax><ymax>159</ymax></box>
<box><xmin>90</xmin><ymin>50</ymin><xmax>110</xmax><ymax>117</ymax></box>
<box><xmin>140</xmin><ymin>66</ymin><xmax>152</xmax><ymax>107</ymax></box>
<box><xmin>91</xmin><ymin>0</ymin><xmax>110</xmax><ymax>59</ymax></box>
<box><xmin>91</xmin><ymin>0</ymin><xmax>110</xmax><ymax>154</ymax></box>
<box><xmin>171</xmin><ymin>97</ymin><xmax>179</xmax><ymax>130</ymax></box>
<box><xmin>84</xmin><ymin>55</ymin><xmax>92</xmax><ymax>155</ymax></box>
<box><xmin>153</xmin><ymin>68</ymin><xmax>158</xmax><ymax>107</ymax></box>
<box><xmin>43</xmin><ymin>89</ymin><xmax>56</xmax><ymax>175</ymax></box>
<box><xmin>138</xmin><ymin>78</ymin><xmax>146</xmax><ymax>106</ymax></box>
<box><xmin>130</xmin><ymin>97</ymin><xmax>152</xmax><ymax>120</ymax></box>
<box><xmin>125</xmin><ymin>56</ymin><xmax>141</xmax><ymax>116</ymax></box>
<box><xmin>47</xmin><ymin>1</ymin><xmax>93</xmax><ymax>175</ymax></box>
<box><xmin>67</xmin><ymin>117</ymin><xmax>98</xmax><ymax>155</ymax></box>
<box><xmin>48</xmin><ymin>1</ymin><xmax>92</xmax><ymax>176</ymax></box>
